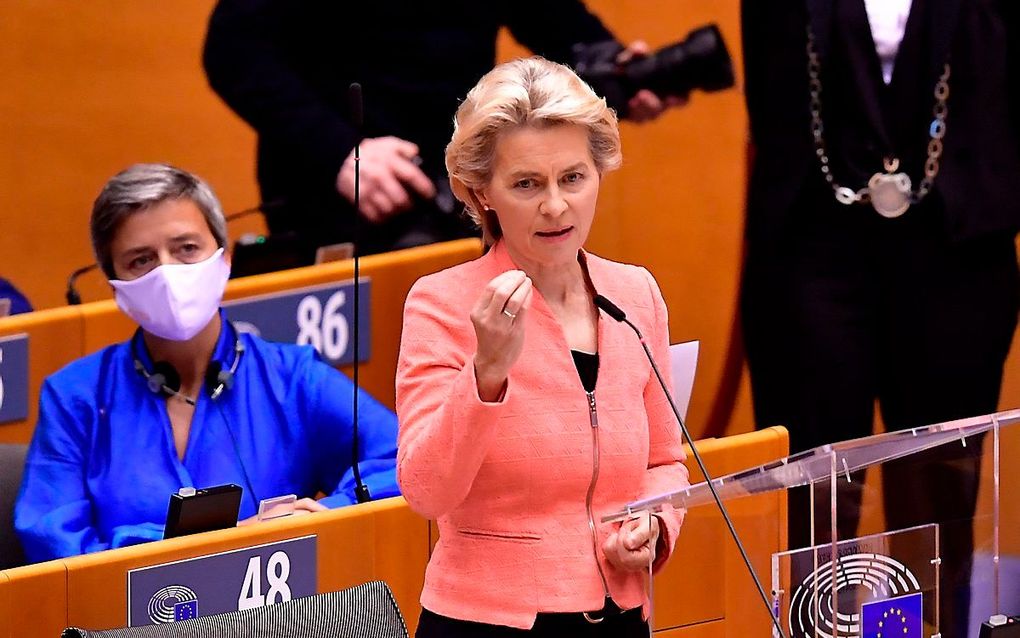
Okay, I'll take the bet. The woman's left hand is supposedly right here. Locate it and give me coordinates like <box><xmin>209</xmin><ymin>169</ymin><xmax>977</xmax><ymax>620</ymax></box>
<box><xmin>603</xmin><ymin>514</ymin><xmax>660</xmax><ymax>572</ymax></box>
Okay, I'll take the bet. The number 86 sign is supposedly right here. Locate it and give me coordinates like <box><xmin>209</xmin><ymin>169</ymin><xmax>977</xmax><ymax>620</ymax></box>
<box><xmin>225</xmin><ymin>280</ymin><xmax>371</xmax><ymax>366</ymax></box>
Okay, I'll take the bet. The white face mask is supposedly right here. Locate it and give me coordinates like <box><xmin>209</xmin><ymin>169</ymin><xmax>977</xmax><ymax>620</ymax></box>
<box><xmin>110</xmin><ymin>248</ymin><xmax>230</xmax><ymax>341</ymax></box>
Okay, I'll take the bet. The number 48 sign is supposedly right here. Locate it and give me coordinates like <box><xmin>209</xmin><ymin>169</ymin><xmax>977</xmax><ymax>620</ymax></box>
<box><xmin>238</xmin><ymin>550</ymin><xmax>293</xmax><ymax>610</ymax></box>
<box><xmin>128</xmin><ymin>536</ymin><xmax>316</xmax><ymax>626</ymax></box>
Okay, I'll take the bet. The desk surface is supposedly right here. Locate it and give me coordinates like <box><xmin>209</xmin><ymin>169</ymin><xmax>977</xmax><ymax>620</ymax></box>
<box><xmin>0</xmin><ymin>427</ymin><xmax>788</xmax><ymax>637</ymax></box>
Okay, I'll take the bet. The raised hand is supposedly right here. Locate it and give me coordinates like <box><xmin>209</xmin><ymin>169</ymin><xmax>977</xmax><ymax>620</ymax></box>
<box><xmin>471</xmin><ymin>270</ymin><xmax>534</xmax><ymax>402</ymax></box>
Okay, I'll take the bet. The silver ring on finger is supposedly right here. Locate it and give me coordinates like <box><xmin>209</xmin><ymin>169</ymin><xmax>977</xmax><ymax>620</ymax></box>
<box><xmin>502</xmin><ymin>308</ymin><xmax>517</xmax><ymax>321</ymax></box>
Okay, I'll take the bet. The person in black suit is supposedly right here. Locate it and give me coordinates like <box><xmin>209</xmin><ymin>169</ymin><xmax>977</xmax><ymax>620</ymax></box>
<box><xmin>203</xmin><ymin>1</ymin><xmax>679</xmax><ymax>262</ymax></box>
<box><xmin>740</xmin><ymin>1</ymin><xmax>1019</xmax><ymax>635</ymax></box>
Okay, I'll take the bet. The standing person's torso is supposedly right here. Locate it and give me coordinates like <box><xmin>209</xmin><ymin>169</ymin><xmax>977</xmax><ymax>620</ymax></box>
<box><xmin>397</xmin><ymin>243</ymin><xmax>679</xmax><ymax>628</ymax></box>
<box><xmin>742</xmin><ymin>0</ymin><xmax>1020</xmax><ymax>244</ymax></box>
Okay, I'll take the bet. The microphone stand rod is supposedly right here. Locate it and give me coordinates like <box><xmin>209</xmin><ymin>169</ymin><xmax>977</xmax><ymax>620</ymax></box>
<box><xmin>595</xmin><ymin>296</ymin><xmax>786</xmax><ymax>638</ymax></box>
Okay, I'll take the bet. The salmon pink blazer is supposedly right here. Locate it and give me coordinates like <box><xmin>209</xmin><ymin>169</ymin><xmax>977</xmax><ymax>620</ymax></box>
<box><xmin>396</xmin><ymin>241</ymin><xmax>689</xmax><ymax>629</ymax></box>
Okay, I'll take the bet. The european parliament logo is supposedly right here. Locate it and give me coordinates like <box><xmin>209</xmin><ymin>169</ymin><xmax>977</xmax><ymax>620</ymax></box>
<box><xmin>147</xmin><ymin>584</ymin><xmax>199</xmax><ymax>624</ymax></box>
<box><xmin>860</xmin><ymin>592</ymin><xmax>923</xmax><ymax>638</ymax></box>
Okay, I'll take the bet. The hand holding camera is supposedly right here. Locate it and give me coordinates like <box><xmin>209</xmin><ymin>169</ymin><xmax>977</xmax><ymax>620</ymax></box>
<box><xmin>336</xmin><ymin>136</ymin><xmax>437</xmax><ymax>222</ymax></box>
<box><xmin>573</xmin><ymin>24</ymin><xmax>736</xmax><ymax>120</ymax></box>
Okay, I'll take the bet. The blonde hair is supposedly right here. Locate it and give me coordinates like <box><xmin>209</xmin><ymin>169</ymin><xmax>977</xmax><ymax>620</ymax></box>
<box><xmin>445</xmin><ymin>56</ymin><xmax>622</xmax><ymax>242</ymax></box>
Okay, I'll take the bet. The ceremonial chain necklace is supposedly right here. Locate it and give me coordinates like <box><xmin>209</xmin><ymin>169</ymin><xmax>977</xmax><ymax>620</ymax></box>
<box><xmin>806</xmin><ymin>26</ymin><xmax>951</xmax><ymax>218</ymax></box>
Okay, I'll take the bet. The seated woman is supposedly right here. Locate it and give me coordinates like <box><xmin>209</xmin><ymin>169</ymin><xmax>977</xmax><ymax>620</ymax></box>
<box><xmin>396</xmin><ymin>57</ymin><xmax>690</xmax><ymax>636</ymax></box>
<box><xmin>15</xmin><ymin>163</ymin><xmax>399</xmax><ymax>563</ymax></box>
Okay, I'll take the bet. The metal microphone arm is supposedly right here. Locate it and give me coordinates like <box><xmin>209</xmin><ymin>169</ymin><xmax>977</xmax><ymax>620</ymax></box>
<box><xmin>349</xmin><ymin>81</ymin><xmax>371</xmax><ymax>504</ymax></box>
<box><xmin>223</xmin><ymin>200</ymin><xmax>286</xmax><ymax>223</ymax></box>
<box><xmin>593</xmin><ymin>294</ymin><xmax>786</xmax><ymax>638</ymax></box>
<box><xmin>66</xmin><ymin>263</ymin><xmax>100</xmax><ymax>306</ymax></box>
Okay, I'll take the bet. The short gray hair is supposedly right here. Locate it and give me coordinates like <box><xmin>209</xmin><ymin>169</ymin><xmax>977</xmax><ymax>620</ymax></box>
<box><xmin>91</xmin><ymin>163</ymin><xmax>227</xmax><ymax>278</ymax></box>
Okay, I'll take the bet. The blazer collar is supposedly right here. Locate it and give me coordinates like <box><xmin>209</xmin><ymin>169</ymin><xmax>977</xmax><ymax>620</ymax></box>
<box><xmin>805</xmin><ymin>0</ymin><xmax>961</xmax><ymax>154</ymax></box>
<box><xmin>486</xmin><ymin>239</ymin><xmax>606</xmax><ymax>284</ymax></box>
<box><xmin>807</xmin><ymin>0</ymin><xmax>962</xmax><ymax>76</ymax></box>
<box><xmin>926</xmin><ymin>0</ymin><xmax>963</xmax><ymax>80</ymax></box>
<box><xmin>806</xmin><ymin>0</ymin><xmax>836</xmax><ymax>63</ymax></box>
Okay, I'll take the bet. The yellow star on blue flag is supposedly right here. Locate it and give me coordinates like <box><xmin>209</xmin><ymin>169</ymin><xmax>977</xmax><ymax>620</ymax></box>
<box><xmin>861</xmin><ymin>592</ymin><xmax>923</xmax><ymax>638</ymax></box>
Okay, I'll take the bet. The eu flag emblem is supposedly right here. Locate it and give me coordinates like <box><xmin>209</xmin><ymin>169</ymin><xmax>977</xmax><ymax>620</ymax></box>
<box><xmin>861</xmin><ymin>592</ymin><xmax>923</xmax><ymax>638</ymax></box>
<box><xmin>173</xmin><ymin>600</ymin><xmax>198</xmax><ymax>621</ymax></box>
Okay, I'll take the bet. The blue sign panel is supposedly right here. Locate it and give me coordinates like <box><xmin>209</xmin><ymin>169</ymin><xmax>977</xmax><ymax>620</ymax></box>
<box><xmin>0</xmin><ymin>334</ymin><xmax>29</xmax><ymax>424</ymax></box>
<box><xmin>861</xmin><ymin>592</ymin><xmax>923</xmax><ymax>638</ymax></box>
<box><xmin>127</xmin><ymin>535</ymin><xmax>317</xmax><ymax>627</ymax></box>
<box><xmin>225</xmin><ymin>279</ymin><xmax>370</xmax><ymax>366</ymax></box>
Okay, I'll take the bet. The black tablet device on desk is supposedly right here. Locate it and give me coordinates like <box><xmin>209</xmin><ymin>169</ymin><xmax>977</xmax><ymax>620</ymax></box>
<box><xmin>164</xmin><ymin>484</ymin><xmax>243</xmax><ymax>539</ymax></box>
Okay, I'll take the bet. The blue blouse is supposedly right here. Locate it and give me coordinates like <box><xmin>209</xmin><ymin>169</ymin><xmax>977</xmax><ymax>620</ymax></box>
<box><xmin>15</xmin><ymin>315</ymin><xmax>399</xmax><ymax>563</ymax></box>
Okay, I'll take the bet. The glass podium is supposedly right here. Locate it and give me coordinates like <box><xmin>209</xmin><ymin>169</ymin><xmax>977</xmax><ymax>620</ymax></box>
<box><xmin>604</xmin><ymin>409</ymin><xmax>1020</xmax><ymax>638</ymax></box>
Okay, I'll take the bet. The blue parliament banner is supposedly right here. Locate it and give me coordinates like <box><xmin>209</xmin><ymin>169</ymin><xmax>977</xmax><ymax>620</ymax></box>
<box><xmin>224</xmin><ymin>279</ymin><xmax>370</xmax><ymax>366</ymax></box>
<box><xmin>0</xmin><ymin>333</ymin><xmax>29</xmax><ymax>424</ymax></box>
<box><xmin>127</xmin><ymin>535</ymin><xmax>317</xmax><ymax>627</ymax></box>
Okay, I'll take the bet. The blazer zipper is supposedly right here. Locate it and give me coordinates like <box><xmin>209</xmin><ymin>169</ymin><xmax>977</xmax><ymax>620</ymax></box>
<box><xmin>584</xmin><ymin>390</ymin><xmax>611</xmax><ymax>599</ymax></box>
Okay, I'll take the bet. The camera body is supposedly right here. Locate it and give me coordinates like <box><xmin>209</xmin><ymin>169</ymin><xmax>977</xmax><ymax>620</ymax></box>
<box><xmin>572</xmin><ymin>24</ymin><xmax>735</xmax><ymax>118</ymax></box>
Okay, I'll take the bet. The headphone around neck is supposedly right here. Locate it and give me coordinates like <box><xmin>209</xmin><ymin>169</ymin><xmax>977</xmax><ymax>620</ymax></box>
<box><xmin>130</xmin><ymin>321</ymin><xmax>260</xmax><ymax>512</ymax></box>
<box><xmin>131</xmin><ymin>323</ymin><xmax>246</xmax><ymax>405</ymax></box>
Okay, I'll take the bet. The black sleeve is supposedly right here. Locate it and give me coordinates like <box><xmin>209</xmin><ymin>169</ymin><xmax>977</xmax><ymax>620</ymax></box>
<box><xmin>1002</xmin><ymin>0</ymin><xmax>1020</xmax><ymax>153</ymax></box>
<box><xmin>503</xmin><ymin>0</ymin><xmax>616</xmax><ymax>63</ymax></box>
<box><xmin>741</xmin><ymin>0</ymin><xmax>767</xmax><ymax>147</ymax></box>
<box><xmin>202</xmin><ymin>0</ymin><xmax>357</xmax><ymax>189</ymax></box>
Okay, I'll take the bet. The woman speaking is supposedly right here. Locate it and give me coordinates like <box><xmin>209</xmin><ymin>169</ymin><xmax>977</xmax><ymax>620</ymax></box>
<box><xmin>396</xmin><ymin>57</ymin><xmax>689</xmax><ymax>637</ymax></box>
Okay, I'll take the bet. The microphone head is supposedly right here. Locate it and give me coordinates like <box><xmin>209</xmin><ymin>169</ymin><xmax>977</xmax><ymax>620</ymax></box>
<box><xmin>594</xmin><ymin>294</ymin><xmax>627</xmax><ymax>322</ymax></box>
<box><xmin>205</xmin><ymin>361</ymin><xmax>233</xmax><ymax>400</ymax></box>
<box><xmin>146</xmin><ymin>372</ymin><xmax>167</xmax><ymax>395</ymax></box>
<box><xmin>349</xmin><ymin>82</ymin><xmax>364</xmax><ymax>128</ymax></box>
<box><xmin>65</xmin><ymin>263</ymin><xmax>98</xmax><ymax>306</ymax></box>
<box><xmin>205</xmin><ymin>361</ymin><xmax>223</xmax><ymax>389</ymax></box>
<box><xmin>151</xmin><ymin>361</ymin><xmax>182</xmax><ymax>396</ymax></box>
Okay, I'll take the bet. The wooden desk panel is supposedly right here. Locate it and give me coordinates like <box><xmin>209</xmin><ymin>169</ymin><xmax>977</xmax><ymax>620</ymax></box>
<box><xmin>0</xmin><ymin>428</ymin><xmax>786</xmax><ymax>637</ymax></box>
<box><xmin>654</xmin><ymin>427</ymin><xmax>788</xmax><ymax>634</ymax></box>
<box><xmin>654</xmin><ymin>507</ymin><xmax>726</xmax><ymax>629</ymax></box>
<box><xmin>0</xmin><ymin>570</ymin><xmax>7</xmax><ymax>637</ymax></box>
<box><xmin>78</xmin><ymin>301</ymin><xmax>134</xmax><ymax>359</ymax></box>
<box><xmin>0</xmin><ymin>560</ymin><xmax>67</xmax><ymax>637</ymax></box>
<box><xmin>61</xmin><ymin>497</ymin><xmax>427</xmax><ymax>633</ymax></box>
<box><xmin>0</xmin><ymin>306</ymin><xmax>83</xmax><ymax>444</ymax></box>
<box><xmin>655</xmin><ymin>619</ymin><xmax>726</xmax><ymax>638</ymax></box>
<box><xmin>701</xmin><ymin>427</ymin><xmax>788</xmax><ymax>638</ymax></box>
<box><xmin>356</xmin><ymin>503</ymin><xmax>432</xmax><ymax>634</ymax></box>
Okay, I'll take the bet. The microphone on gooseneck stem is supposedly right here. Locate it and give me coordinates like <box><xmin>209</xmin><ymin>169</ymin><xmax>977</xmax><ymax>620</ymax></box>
<box><xmin>65</xmin><ymin>263</ymin><xmax>100</xmax><ymax>306</ymax></box>
<box><xmin>349</xmin><ymin>82</ymin><xmax>364</xmax><ymax>130</ymax></box>
<box><xmin>349</xmin><ymin>82</ymin><xmax>371</xmax><ymax>504</ymax></box>
<box><xmin>592</xmin><ymin>294</ymin><xmax>787</xmax><ymax>638</ymax></box>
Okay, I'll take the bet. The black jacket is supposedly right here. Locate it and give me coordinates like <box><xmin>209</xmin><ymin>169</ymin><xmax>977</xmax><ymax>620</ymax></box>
<box><xmin>741</xmin><ymin>0</ymin><xmax>1020</xmax><ymax>246</ymax></box>
<box><xmin>203</xmin><ymin>0</ymin><xmax>614</xmax><ymax>250</ymax></box>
